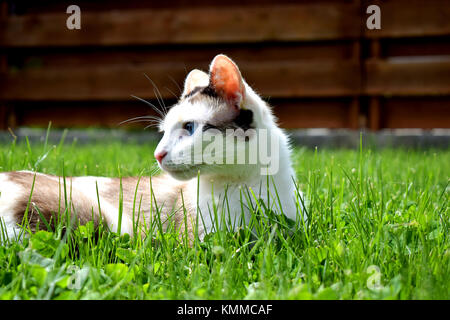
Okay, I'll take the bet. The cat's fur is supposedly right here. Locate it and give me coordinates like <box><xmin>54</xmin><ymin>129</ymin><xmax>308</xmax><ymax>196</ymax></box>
<box><xmin>0</xmin><ymin>54</ymin><xmax>303</xmax><ymax>242</ymax></box>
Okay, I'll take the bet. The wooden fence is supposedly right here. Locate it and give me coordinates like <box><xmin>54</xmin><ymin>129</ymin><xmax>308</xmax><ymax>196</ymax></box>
<box><xmin>0</xmin><ymin>0</ymin><xmax>449</xmax><ymax>130</ymax></box>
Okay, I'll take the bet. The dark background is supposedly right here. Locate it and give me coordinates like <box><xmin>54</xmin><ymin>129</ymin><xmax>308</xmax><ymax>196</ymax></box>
<box><xmin>0</xmin><ymin>0</ymin><xmax>449</xmax><ymax>131</ymax></box>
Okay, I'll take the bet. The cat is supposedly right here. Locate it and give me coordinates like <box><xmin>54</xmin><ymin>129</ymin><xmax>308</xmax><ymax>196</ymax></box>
<box><xmin>0</xmin><ymin>54</ymin><xmax>304</xmax><ymax>242</ymax></box>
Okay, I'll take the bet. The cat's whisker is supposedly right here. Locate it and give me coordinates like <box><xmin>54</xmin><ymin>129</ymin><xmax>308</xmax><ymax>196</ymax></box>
<box><xmin>120</xmin><ymin>115</ymin><xmax>161</xmax><ymax>123</ymax></box>
<box><xmin>126</xmin><ymin>117</ymin><xmax>161</xmax><ymax>124</ymax></box>
<box><xmin>143</xmin><ymin>73</ymin><xmax>168</xmax><ymax>115</ymax></box>
<box><xmin>164</xmin><ymin>86</ymin><xmax>179</xmax><ymax>100</ymax></box>
<box><xmin>153</xmin><ymin>88</ymin><xmax>166</xmax><ymax>115</ymax></box>
<box><xmin>121</xmin><ymin>120</ymin><xmax>160</xmax><ymax>128</ymax></box>
<box><xmin>131</xmin><ymin>94</ymin><xmax>165</xmax><ymax>118</ymax></box>
<box><xmin>144</xmin><ymin>123</ymin><xmax>161</xmax><ymax>130</ymax></box>
<box><xmin>150</xmin><ymin>161</ymin><xmax>161</xmax><ymax>174</ymax></box>
<box><xmin>168</xmin><ymin>75</ymin><xmax>182</xmax><ymax>95</ymax></box>
<box><xmin>119</xmin><ymin>116</ymin><xmax>162</xmax><ymax>127</ymax></box>
<box><xmin>150</xmin><ymin>165</ymin><xmax>161</xmax><ymax>174</ymax></box>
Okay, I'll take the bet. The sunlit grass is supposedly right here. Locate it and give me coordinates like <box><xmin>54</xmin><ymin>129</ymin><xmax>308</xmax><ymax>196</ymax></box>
<box><xmin>0</xmin><ymin>134</ymin><xmax>448</xmax><ymax>300</ymax></box>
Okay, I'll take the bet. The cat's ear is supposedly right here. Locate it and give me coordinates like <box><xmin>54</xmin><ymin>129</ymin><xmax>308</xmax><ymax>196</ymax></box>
<box><xmin>182</xmin><ymin>69</ymin><xmax>209</xmax><ymax>98</ymax></box>
<box><xmin>209</xmin><ymin>54</ymin><xmax>245</xmax><ymax>109</ymax></box>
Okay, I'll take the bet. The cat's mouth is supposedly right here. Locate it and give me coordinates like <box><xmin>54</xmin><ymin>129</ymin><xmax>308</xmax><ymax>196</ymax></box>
<box><xmin>160</xmin><ymin>161</ymin><xmax>200</xmax><ymax>180</ymax></box>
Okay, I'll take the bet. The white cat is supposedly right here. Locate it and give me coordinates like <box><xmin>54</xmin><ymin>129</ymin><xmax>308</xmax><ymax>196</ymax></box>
<box><xmin>0</xmin><ymin>54</ymin><xmax>304</xmax><ymax>242</ymax></box>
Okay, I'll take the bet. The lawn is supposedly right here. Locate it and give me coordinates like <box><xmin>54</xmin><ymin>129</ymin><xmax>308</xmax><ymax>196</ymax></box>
<box><xmin>0</xmin><ymin>135</ymin><xmax>448</xmax><ymax>300</ymax></box>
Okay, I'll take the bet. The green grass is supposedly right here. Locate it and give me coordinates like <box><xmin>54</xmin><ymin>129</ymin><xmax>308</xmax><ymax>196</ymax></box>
<box><xmin>0</xmin><ymin>136</ymin><xmax>448</xmax><ymax>300</ymax></box>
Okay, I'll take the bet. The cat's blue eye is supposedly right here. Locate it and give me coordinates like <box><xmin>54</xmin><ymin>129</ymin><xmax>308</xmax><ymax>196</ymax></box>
<box><xmin>183</xmin><ymin>121</ymin><xmax>196</xmax><ymax>135</ymax></box>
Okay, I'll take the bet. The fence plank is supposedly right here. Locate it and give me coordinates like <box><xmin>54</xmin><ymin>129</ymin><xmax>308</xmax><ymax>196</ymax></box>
<box><xmin>383</xmin><ymin>38</ymin><xmax>450</xmax><ymax>58</ymax></box>
<box><xmin>273</xmin><ymin>99</ymin><xmax>356</xmax><ymax>129</ymax></box>
<box><xmin>8</xmin><ymin>43</ymin><xmax>356</xmax><ymax>68</ymax></box>
<box><xmin>365</xmin><ymin>0</ymin><xmax>450</xmax><ymax>38</ymax></box>
<box><xmin>0</xmin><ymin>3</ymin><xmax>360</xmax><ymax>47</ymax></box>
<box><xmin>10</xmin><ymin>98</ymin><xmax>357</xmax><ymax>129</ymax></box>
<box><xmin>365</xmin><ymin>58</ymin><xmax>450</xmax><ymax>96</ymax></box>
<box><xmin>11</xmin><ymin>101</ymin><xmax>160</xmax><ymax>128</ymax></box>
<box><xmin>380</xmin><ymin>98</ymin><xmax>450</xmax><ymax>129</ymax></box>
<box><xmin>0</xmin><ymin>60</ymin><xmax>361</xmax><ymax>101</ymax></box>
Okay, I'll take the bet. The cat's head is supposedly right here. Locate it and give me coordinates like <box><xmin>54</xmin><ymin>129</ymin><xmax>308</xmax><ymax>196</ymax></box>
<box><xmin>154</xmin><ymin>54</ymin><xmax>278</xmax><ymax>180</ymax></box>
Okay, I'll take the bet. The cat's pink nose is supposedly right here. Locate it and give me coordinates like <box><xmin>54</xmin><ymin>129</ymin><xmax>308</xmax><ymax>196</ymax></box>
<box><xmin>155</xmin><ymin>150</ymin><xmax>167</xmax><ymax>163</ymax></box>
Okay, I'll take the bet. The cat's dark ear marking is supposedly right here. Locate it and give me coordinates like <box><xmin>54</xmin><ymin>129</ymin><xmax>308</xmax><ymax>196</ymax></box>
<box><xmin>200</xmin><ymin>85</ymin><xmax>218</xmax><ymax>99</ymax></box>
<box><xmin>184</xmin><ymin>86</ymin><xmax>204</xmax><ymax>99</ymax></box>
<box><xmin>202</xmin><ymin>110</ymin><xmax>254</xmax><ymax>133</ymax></box>
<box><xmin>182</xmin><ymin>69</ymin><xmax>209</xmax><ymax>99</ymax></box>
<box><xmin>234</xmin><ymin>109</ymin><xmax>253</xmax><ymax>131</ymax></box>
<box><xmin>209</xmin><ymin>54</ymin><xmax>245</xmax><ymax>110</ymax></box>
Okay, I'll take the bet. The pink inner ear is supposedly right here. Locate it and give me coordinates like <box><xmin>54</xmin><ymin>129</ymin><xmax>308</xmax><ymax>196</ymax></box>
<box><xmin>210</xmin><ymin>55</ymin><xmax>245</xmax><ymax>107</ymax></box>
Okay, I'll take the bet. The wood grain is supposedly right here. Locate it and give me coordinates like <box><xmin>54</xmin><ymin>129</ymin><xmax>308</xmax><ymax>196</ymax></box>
<box><xmin>365</xmin><ymin>0</ymin><xmax>450</xmax><ymax>38</ymax></box>
<box><xmin>365</xmin><ymin>58</ymin><xmax>450</xmax><ymax>96</ymax></box>
<box><xmin>0</xmin><ymin>60</ymin><xmax>361</xmax><ymax>101</ymax></box>
<box><xmin>0</xmin><ymin>3</ymin><xmax>360</xmax><ymax>47</ymax></box>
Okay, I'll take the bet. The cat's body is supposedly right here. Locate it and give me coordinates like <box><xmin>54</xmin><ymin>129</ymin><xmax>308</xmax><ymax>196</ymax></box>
<box><xmin>0</xmin><ymin>171</ymin><xmax>192</xmax><ymax>240</ymax></box>
<box><xmin>0</xmin><ymin>55</ymin><xmax>303</xmax><ymax>242</ymax></box>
